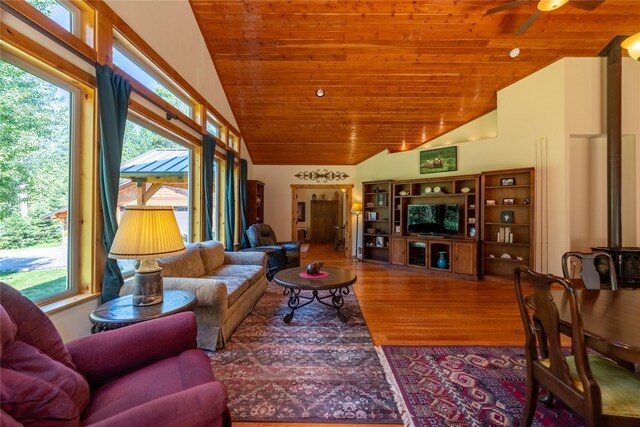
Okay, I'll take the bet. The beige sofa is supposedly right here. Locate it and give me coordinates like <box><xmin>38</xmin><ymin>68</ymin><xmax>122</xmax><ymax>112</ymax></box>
<box><xmin>120</xmin><ymin>240</ymin><xmax>267</xmax><ymax>350</ymax></box>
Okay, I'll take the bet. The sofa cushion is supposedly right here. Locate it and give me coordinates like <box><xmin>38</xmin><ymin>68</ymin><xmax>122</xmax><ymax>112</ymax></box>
<box><xmin>158</xmin><ymin>243</ymin><xmax>206</xmax><ymax>278</ymax></box>
<box><xmin>84</xmin><ymin>349</ymin><xmax>216</xmax><ymax>425</ymax></box>
<box><xmin>197</xmin><ymin>240</ymin><xmax>226</xmax><ymax>274</ymax></box>
<box><xmin>1</xmin><ymin>306</ymin><xmax>90</xmax><ymax>425</ymax></box>
<box><xmin>206</xmin><ymin>265</ymin><xmax>263</xmax><ymax>307</ymax></box>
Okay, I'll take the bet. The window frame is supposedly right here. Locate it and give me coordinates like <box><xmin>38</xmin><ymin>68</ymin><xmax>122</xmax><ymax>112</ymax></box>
<box><xmin>1</xmin><ymin>52</ymin><xmax>82</xmax><ymax>304</ymax></box>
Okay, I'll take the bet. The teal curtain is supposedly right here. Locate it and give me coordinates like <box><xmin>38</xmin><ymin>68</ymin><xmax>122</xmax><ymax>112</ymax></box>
<box><xmin>96</xmin><ymin>65</ymin><xmax>131</xmax><ymax>302</ymax></box>
<box><xmin>225</xmin><ymin>150</ymin><xmax>236</xmax><ymax>250</ymax></box>
<box><xmin>203</xmin><ymin>135</ymin><xmax>216</xmax><ymax>241</ymax></box>
<box><xmin>239</xmin><ymin>159</ymin><xmax>249</xmax><ymax>248</ymax></box>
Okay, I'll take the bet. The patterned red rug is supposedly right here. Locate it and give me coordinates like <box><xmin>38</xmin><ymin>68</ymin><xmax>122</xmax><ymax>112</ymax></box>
<box><xmin>380</xmin><ymin>346</ymin><xmax>583</xmax><ymax>427</ymax></box>
<box><xmin>209</xmin><ymin>283</ymin><xmax>401</xmax><ymax>423</ymax></box>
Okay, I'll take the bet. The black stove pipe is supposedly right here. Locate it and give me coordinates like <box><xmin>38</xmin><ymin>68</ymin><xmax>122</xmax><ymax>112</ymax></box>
<box><xmin>605</xmin><ymin>40</ymin><xmax>623</xmax><ymax>249</ymax></box>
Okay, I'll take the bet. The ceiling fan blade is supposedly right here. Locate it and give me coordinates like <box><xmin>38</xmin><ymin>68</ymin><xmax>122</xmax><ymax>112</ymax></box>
<box><xmin>570</xmin><ymin>0</ymin><xmax>604</xmax><ymax>11</ymax></box>
<box><xmin>486</xmin><ymin>0</ymin><xmax>529</xmax><ymax>15</ymax></box>
<box><xmin>516</xmin><ymin>9</ymin><xmax>542</xmax><ymax>34</ymax></box>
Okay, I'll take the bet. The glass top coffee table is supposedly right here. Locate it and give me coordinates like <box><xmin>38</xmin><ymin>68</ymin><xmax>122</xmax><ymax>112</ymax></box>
<box><xmin>273</xmin><ymin>266</ymin><xmax>357</xmax><ymax>324</ymax></box>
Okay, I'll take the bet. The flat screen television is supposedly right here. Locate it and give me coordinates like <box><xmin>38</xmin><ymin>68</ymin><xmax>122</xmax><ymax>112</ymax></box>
<box><xmin>407</xmin><ymin>204</ymin><xmax>460</xmax><ymax>235</ymax></box>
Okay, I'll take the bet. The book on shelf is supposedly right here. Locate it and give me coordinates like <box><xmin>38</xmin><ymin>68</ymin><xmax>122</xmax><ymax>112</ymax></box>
<box><xmin>497</xmin><ymin>227</ymin><xmax>513</xmax><ymax>243</ymax></box>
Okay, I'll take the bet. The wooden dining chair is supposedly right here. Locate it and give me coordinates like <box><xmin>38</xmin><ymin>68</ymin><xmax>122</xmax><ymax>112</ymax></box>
<box><xmin>514</xmin><ymin>267</ymin><xmax>640</xmax><ymax>427</ymax></box>
<box><xmin>561</xmin><ymin>251</ymin><xmax>619</xmax><ymax>290</ymax></box>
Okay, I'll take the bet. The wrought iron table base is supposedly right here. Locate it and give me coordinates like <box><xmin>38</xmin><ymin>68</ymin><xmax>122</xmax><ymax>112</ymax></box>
<box><xmin>283</xmin><ymin>286</ymin><xmax>350</xmax><ymax>323</ymax></box>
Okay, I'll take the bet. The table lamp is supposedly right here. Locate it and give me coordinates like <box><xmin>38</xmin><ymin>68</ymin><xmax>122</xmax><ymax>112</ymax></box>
<box><xmin>108</xmin><ymin>206</ymin><xmax>185</xmax><ymax>306</ymax></box>
<box><xmin>351</xmin><ymin>202</ymin><xmax>363</xmax><ymax>261</ymax></box>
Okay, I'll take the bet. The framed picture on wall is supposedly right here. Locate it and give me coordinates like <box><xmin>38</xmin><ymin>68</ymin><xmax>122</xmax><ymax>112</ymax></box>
<box><xmin>419</xmin><ymin>146</ymin><xmax>457</xmax><ymax>174</ymax></box>
<box><xmin>297</xmin><ymin>202</ymin><xmax>305</xmax><ymax>222</ymax></box>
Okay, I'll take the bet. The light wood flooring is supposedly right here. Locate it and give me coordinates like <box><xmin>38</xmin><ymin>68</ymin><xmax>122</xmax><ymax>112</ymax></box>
<box><xmin>235</xmin><ymin>243</ymin><xmax>525</xmax><ymax>427</ymax></box>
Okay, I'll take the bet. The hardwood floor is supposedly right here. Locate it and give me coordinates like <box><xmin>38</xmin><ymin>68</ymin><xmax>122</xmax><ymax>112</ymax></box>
<box><xmin>234</xmin><ymin>243</ymin><xmax>526</xmax><ymax>427</ymax></box>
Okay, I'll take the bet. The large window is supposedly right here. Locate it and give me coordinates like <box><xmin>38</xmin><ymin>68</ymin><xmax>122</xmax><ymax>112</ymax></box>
<box><xmin>0</xmin><ymin>58</ymin><xmax>77</xmax><ymax>302</ymax></box>
<box><xmin>113</xmin><ymin>41</ymin><xmax>191</xmax><ymax>117</ymax></box>
<box><xmin>116</xmin><ymin>120</ymin><xmax>191</xmax><ymax>273</ymax></box>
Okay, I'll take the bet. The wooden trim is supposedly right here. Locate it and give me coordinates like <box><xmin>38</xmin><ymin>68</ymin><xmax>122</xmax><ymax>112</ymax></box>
<box><xmin>128</xmin><ymin>99</ymin><xmax>200</xmax><ymax>147</ymax></box>
<box><xmin>2</xmin><ymin>0</ymin><xmax>97</xmax><ymax>63</ymax></box>
<box><xmin>68</xmin><ymin>0</ymin><xmax>96</xmax><ymax>48</ymax></box>
<box><xmin>93</xmin><ymin>0</ymin><xmax>112</xmax><ymax>65</ymax></box>
<box><xmin>1</xmin><ymin>22</ymin><xmax>96</xmax><ymax>88</ymax></box>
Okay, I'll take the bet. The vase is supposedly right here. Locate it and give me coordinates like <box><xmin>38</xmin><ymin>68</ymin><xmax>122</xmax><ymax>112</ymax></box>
<box><xmin>437</xmin><ymin>252</ymin><xmax>448</xmax><ymax>269</ymax></box>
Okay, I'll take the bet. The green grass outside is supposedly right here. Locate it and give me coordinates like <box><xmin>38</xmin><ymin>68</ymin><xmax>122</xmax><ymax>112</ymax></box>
<box><xmin>0</xmin><ymin>268</ymin><xmax>67</xmax><ymax>301</ymax></box>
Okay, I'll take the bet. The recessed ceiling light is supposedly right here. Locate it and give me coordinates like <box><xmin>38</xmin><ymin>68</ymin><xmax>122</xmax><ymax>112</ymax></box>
<box><xmin>315</xmin><ymin>88</ymin><xmax>325</xmax><ymax>97</ymax></box>
<box><xmin>509</xmin><ymin>48</ymin><xmax>520</xmax><ymax>58</ymax></box>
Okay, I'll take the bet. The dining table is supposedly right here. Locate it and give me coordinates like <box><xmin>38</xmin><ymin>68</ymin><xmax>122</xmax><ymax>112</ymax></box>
<box><xmin>525</xmin><ymin>289</ymin><xmax>640</xmax><ymax>365</ymax></box>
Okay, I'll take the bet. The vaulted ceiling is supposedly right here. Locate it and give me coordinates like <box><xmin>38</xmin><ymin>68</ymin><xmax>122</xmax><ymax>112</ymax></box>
<box><xmin>189</xmin><ymin>0</ymin><xmax>640</xmax><ymax>165</ymax></box>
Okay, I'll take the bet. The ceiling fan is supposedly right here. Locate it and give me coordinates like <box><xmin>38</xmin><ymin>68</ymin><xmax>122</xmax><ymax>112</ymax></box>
<box><xmin>486</xmin><ymin>0</ymin><xmax>604</xmax><ymax>35</ymax></box>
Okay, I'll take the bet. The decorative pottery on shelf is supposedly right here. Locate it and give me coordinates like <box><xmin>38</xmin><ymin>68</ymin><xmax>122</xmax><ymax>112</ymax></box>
<box><xmin>366</xmin><ymin>202</ymin><xmax>375</xmax><ymax>208</ymax></box>
<box><xmin>399</xmin><ymin>190</ymin><xmax>409</xmax><ymax>196</ymax></box>
<box><xmin>437</xmin><ymin>252</ymin><xmax>448</xmax><ymax>269</ymax></box>
<box><xmin>460</xmin><ymin>187</ymin><xmax>470</xmax><ymax>193</ymax></box>
<box><xmin>424</xmin><ymin>187</ymin><xmax>432</xmax><ymax>194</ymax></box>
<box><xmin>433</xmin><ymin>186</ymin><xmax>441</xmax><ymax>193</ymax></box>
<box><xmin>256</xmin><ymin>197</ymin><xmax>261</xmax><ymax>207</ymax></box>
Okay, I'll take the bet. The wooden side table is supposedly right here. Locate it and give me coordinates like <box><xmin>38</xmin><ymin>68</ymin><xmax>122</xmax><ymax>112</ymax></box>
<box><xmin>90</xmin><ymin>290</ymin><xmax>197</xmax><ymax>333</ymax></box>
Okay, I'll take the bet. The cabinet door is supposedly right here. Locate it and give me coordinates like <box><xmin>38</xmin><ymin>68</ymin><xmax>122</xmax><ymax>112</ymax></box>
<box><xmin>390</xmin><ymin>237</ymin><xmax>406</xmax><ymax>265</ymax></box>
<box><xmin>453</xmin><ymin>242</ymin><xmax>476</xmax><ymax>276</ymax></box>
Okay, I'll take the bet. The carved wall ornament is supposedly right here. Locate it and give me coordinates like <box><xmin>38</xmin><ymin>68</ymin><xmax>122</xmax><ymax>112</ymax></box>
<box><xmin>294</xmin><ymin>169</ymin><xmax>349</xmax><ymax>183</ymax></box>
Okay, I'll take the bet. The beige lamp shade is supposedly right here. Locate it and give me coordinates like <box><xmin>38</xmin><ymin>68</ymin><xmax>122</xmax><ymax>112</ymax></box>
<box><xmin>351</xmin><ymin>202</ymin><xmax>363</xmax><ymax>214</ymax></box>
<box><xmin>109</xmin><ymin>206</ymin><xmax>185</xmax><ymax>260</ymax></box>
<box><xmin>622</xmin><ymin>32</ymin><xmax>640</xmax><ymax>61</ymax></box>
<box><xmin>537</xmin><ymin>0</ymin><xmax>569</xmax><ymax>11</ymax></box>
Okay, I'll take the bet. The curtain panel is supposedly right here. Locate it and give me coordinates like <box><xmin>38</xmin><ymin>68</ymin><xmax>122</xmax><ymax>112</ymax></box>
<box><xmin>203</xmin><ymin>135</ymin><xmax>216</xmax><ymax>241</ymax></box>
<box><xmin>239</xmin><ymin>159</ymin><xmax>249</xmax><ymax>248</ymax></box>
<box><xmin>96</xmin><ymin>65</ymin><xmax>131</xmax><ymax>302</ymax></box>
<box><xmin>225</xmin><ymin>150</ymin><xmax>236</xmax><ymax>251</ymax></box>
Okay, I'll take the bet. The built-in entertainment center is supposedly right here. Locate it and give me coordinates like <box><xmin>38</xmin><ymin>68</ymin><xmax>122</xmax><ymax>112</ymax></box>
<box><xmin>361</xmin><ymin>168</ymin><xmax>534</xmax><ymax>280</ymax></box>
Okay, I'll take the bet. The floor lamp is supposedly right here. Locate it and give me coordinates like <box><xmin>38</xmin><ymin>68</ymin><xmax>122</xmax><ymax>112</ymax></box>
<box><xmin>351</xmin><ymin>202</ymin><xmax>363</xmax><ymax>261</ymax></box>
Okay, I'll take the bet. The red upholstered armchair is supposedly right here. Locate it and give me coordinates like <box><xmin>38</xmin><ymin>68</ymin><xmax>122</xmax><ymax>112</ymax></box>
<box><xmin>0</xmin><ymin>282</ymin><xmax>231</xmax><ymax>426</ymax></box>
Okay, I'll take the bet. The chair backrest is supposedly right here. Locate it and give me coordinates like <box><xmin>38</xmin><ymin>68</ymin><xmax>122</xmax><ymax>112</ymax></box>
<box><xmin>513</xmin><ymin>267</ymin><xmax>601</xmax><ymax>414</ymax></box>
<box><xmin>0</xmin><ymin>282</ymin><xmax>90</xmax><ymax>424</ymax></box>
<box><xmin>561</xmin><ymin>251</ymin><xmax>619</xmax><ymax>290</ymax></box>
<box><xmin>247</xmin><ymin>224</ymin><xmax>278</xmax><ymax>247</ymax></box>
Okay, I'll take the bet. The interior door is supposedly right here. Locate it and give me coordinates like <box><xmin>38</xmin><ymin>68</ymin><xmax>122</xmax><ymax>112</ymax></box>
<box><xmin>311</xmin><ymin>200</ymin><xmax>339</xmax><ymax>243</ymax></box>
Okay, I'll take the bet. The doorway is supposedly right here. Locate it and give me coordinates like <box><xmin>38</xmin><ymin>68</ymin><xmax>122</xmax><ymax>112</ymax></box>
<box><xmin>290</xmin><ymin>184</ymin><xmax>353</xmax><ymax>258</ymax></box>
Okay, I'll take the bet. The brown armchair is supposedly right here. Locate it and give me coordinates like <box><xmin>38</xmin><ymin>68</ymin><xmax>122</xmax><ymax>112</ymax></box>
<box><xmin>0</xmin><ymin>282</ymin><xmax>231</xmax><ymax>426</ymax></box>
<box><xmin>246</xmin><ymin>224</ymin><xmax>300</xmax><ymax>279</ymax></box>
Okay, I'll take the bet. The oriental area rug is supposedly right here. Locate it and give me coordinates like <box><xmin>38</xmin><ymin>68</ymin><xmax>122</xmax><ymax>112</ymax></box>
<box><xmin>209</xmin><ymin>283</ymin><xmax>401</xmax><ymax>423</ymax></box>
<box><xmin>379</xmin><ymin>346</ymin><xmax>583</xmax><ymax>427</ymax></box>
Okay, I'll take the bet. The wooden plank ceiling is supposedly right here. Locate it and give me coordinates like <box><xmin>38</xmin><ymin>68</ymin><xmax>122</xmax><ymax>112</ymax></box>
<box><xmin>189</xmin><ymin>0</ymin><xmax>640</xmax><ymax>165</ymax></box>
